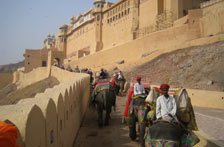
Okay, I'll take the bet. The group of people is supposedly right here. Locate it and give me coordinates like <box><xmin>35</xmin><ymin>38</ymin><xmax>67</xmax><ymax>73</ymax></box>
<box><xmin>54</xmin><ymin>64</ymin><xmax>93</xmax><ymax>74</ymax></box>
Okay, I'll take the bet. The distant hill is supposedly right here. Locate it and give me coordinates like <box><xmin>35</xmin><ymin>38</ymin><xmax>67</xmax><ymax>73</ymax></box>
<box><xmin>0</xmin><ymin>73</ymin><xmax>13</xmax><ymax>89</ymax></box>
<box><xmin>0</xmin><ymin>60</ymin><xmax>24</xmax><ymax>73</ymax></box>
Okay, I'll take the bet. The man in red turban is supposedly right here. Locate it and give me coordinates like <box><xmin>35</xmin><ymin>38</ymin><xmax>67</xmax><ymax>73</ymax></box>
<box><xmin>134</xmin><ymin>76</ymin><xmax>145</xmax><ymax>96</ymax></box>
<box><xmin>156</xmin><ymin>84</ymin><xmax>177</xmax><ymax>122</ymax></box>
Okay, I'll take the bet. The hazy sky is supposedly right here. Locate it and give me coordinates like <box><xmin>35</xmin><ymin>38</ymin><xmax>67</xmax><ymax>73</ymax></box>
<box><xmin>0</xmin><ymin>0</ymin><xmax>117</xmax><ymax>65</ymax></box>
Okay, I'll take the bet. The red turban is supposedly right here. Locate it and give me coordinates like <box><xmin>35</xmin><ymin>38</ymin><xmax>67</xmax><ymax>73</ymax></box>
<box><xmin>160</xmin><ymin>84</ymin><xmax>170</xmax><ymax>90</ymax></box>
<box><xmin>136</xmin><ymin>77</ymin><xmax>141</xmax><ymax>81</ymax></box>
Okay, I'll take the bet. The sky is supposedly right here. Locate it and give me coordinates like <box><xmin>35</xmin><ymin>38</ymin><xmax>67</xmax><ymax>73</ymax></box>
<box><xmin>0</xmin><ymin>0</ymin><xmax>117</xmax><ymax>65</ymax></box>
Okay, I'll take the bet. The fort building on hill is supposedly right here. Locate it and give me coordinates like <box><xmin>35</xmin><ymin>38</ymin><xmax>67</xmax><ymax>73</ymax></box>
<box><xmin>23</xmin><ymin>0</ymin><xmax>224</xmax><ymax>72</ymax></box>
<box><xmin>3</xmin><ymin>1</ymin><xmax>224</xmax><ymax>146</ymax></box>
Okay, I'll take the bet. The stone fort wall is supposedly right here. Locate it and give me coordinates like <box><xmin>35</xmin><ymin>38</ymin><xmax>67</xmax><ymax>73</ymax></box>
<box><xmin>59</xmin><ymin>0</ymin><xmax>201</xmax><ymax>61</ymax></box>
<box><xmin>64</xmin><ymin>0</ymin><xmax>224</xmax><ymax>71</ymax></box>
<box><xmin>0</xmin><ymin>67</ymin><xmax>90</xmax><ymax>147</ymax></box>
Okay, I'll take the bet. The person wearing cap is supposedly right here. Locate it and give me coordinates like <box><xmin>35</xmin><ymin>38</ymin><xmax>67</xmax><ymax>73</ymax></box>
<box><xmin>156</xmin><ymin>84</ymin><xmax>177</xmax><ymax>122</ymax></box>
<box><xmin>133</xmin><ymin>77</ymin><xmax>145</xmax><ymax>96</ymax></box>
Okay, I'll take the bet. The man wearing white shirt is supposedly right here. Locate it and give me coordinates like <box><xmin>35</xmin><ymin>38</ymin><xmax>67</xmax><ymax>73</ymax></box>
<box><xmin>134</xmin><ymin>77</ymin><xmax>145</xmax><ymax>96</ymax></box>
<box><xmin>156</xmin><ymin>84</ymin><xmax>177</xmax><ymax>122</ymax></box>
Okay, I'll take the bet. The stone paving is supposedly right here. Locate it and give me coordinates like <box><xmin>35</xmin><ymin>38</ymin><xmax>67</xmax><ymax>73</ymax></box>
<box><xmin>194</xmin><ymin>107</ymin><xmax>224</xmax><ymax>147</ymax></box>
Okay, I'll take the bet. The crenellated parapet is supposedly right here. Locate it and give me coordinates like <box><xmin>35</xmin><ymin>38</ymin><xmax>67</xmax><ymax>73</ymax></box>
<box><xmin>0</xmin><ymin>67</ymin><xmax>90</xmax><ymax>147</ymax></box>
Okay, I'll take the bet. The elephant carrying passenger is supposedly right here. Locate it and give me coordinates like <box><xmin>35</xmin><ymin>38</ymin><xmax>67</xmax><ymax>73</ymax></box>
<box><xmin>91</xmin><ymin>80</ymin><xmax>116</xmax><ymax>127</ymax></box>
<box><xmin>129</xmin><ymin>95</ymin><xmax>147</xmax><ymax>147</ymax></box>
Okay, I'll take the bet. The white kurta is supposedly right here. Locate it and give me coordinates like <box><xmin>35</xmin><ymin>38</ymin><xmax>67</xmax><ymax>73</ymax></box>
<box><xmin>156</xmin><ymin>95</ymin><xmax>177</xmax><ymax>121</ymax></box>
<box><xmin>134</xmin><ymin>82</ymin><xmax>145</xmax><ymax>95</ymax></box>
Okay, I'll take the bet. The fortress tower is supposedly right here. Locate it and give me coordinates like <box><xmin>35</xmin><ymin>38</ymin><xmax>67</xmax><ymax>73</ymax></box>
<box><xmin>93</xmin><ymin>0</ymin><xmax>105</xmax><ymax>52</ymax></box>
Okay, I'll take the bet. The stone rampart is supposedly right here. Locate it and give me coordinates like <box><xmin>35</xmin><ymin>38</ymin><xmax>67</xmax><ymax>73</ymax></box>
<box><xmin>0</xmin><ymin>68</ymin><xmax>90</xmax><ymax>147</ymax></box>
<box><xmin>13</xmin><ymin>67</ymin><xmax>50</xmax><ymax>89</ymax></box>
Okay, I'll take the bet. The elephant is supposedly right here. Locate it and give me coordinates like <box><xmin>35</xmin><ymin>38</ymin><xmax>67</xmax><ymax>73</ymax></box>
<box><xmin>114</xmin><ymin>78</ymin><xmax>126</xmax><ymax>96</ymax></box>
<box><xmin>146</xmin><ymin>120</ymin><xmax>200</xmax><ymax>147</ymax></box>
<box><xmin>91</xmin><ymin>82</ymin><xmax>116</xmax><ymax>127</ymax></box>
<box><xmin>128</xmin><ymin>95</ymin><xmax>147</xmax><ymax>147</ymax></box>
<box><xmin>146</xmin><ymin>121</ymin><xmax>184</xmax><ymax>147</ymax></box>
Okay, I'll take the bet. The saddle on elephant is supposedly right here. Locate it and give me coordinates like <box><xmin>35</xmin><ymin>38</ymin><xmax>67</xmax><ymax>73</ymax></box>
<box><xmin>123</xmin><ymin>86</ymin><xmax>134</xmax><ymax>118</ymax></box>
<box><xmin>146</xmin><ymin>120</ymin><xmax>200</xmax><ymax>147</ymax></box>
<box><xmin>128</xmin><ymin>94</ymin><xmax>148</xmax><ymax>124</ymax></box>
<box><xmin>92</xmin><ymin>80</ymin><xmax>112</xmax><ymax>96</ymax></box>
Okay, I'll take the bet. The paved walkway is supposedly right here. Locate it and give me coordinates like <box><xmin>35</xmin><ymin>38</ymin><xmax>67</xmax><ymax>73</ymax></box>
<box><xmin>194</xmin><ymin>107</ymin><xmax>224</xmax><ymax>147</ymax></box>
<box><xmin>73</xmin><ymin>96</ymin><xmax>223</xmax><ymax>147</ymax></box>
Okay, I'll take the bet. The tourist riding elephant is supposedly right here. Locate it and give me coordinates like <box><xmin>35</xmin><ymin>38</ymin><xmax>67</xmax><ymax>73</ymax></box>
<box><xmin>91</xmin><ymin>81</ymin><xmax>116</xmax><ymax>127</ymax></box>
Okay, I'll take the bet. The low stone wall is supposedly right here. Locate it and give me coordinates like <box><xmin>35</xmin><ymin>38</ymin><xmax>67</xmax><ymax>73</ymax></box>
<box><xmin>13</xmin><ymin>67</ymin><xmax>49</xmax><ymax>89</ymax></box>
<box><xmin>0</xmin><ymin>69</ymin><xmax>90</xmax><ymax>147</ymax></box>
<box><xmin>51</xmin><ymin>66</ymin><xmax>82</xmax><ymax>83</ymax></box>
<box><xmin>187</xmin><ymin>89</ymin><xmax>224</xmax><ymax>109</ymax></box>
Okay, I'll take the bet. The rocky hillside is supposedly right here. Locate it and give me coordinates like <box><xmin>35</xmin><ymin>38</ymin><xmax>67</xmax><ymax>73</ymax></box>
<box><xmin>123</xmin><ymin>41</ymin><xmax>224</xmax><ymax>91</ymax></box>
<box><xmin>0</xmin><ymin>60</ymin><xmax>24</xmax><ymax>73</ymax></box>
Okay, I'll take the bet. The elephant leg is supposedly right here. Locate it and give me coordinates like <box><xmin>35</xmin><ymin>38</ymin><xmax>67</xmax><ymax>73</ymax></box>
<box><xmin>97</xmin><ymin>103</ymin><xmax>103</xmax><ymax>127</ymax></box>
<box><xmin>116</xmin><ymin>85</ymin><xmax>120</xmax><ymax>96</ymax></box>
<box><xmin>139</xmin><ymin>122</ymin><xmax>146</xmax><ymax>147</ymax></box>
<box><xmin>105</xmin><ymin>110</ymin><xmax>110</xmax><ymax>126</ymax></box>
<box><xmin>129</xmin><ymin>112</ymin><xmax>137</xmax><ymax>140</ymax></box>
<box><xmin>119</xmin><ymin>82</ymin><xmax>124</xmax><ymax>96</ymax></box>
